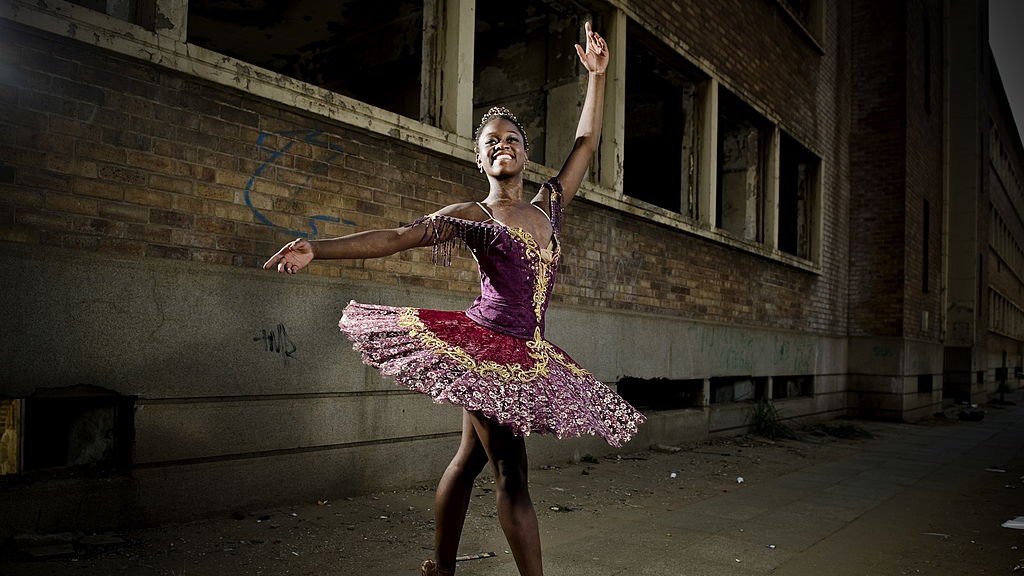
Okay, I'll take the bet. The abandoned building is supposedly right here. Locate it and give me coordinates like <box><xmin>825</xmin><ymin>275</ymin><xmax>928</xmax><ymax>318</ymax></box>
<box><xmin>1</xmin><ymin>0</ymin><xmax>1022</xmax><ymax>536</ymax></box>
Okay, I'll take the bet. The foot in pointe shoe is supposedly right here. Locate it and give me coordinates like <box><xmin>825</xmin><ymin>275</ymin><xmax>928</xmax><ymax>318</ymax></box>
<box><xmin>421</xmin><ymin>559</ymin><xmax>454</xmax><ymax>576</ymax></box>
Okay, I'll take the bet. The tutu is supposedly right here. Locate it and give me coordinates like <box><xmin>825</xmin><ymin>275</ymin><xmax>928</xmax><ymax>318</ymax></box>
<box><xmin>340</xmin><ymin>302</ymin><xmax>642</xmax><ymax>447</ymax></box>
<box><xmin>338</xmin><ymin>178</ymin><xmax>644</xmax><ymax>447</ymax></box>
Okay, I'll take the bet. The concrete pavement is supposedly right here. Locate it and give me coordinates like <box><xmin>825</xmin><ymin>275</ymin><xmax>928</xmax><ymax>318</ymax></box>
<box><xmin>459</xmin><ymin>399</ymin><xmax>1024</xmax><ymax>576</ymax></box>
<box><xmin>3</xmin><ymin>397</ymin><xmax>1023</xmax><ymax>575</ymax></box>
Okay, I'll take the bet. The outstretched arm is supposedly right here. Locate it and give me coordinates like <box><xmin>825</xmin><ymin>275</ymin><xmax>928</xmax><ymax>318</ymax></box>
<box><xmin>542</xmin><ymin>21</ymin><xmax>608</xmax><ymax>206</ymax></box>
<box><xmin>263</xmin><ymin>202</ymin><xmax>478</xmax><ymax>274</ymax></box>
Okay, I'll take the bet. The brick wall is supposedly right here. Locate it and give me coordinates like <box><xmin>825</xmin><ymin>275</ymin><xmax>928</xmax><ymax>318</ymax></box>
<box><xmin>902</xmin><ymin>0</ymin><xmax>946</xmax><ymax>341</ymax></box>
<box><xmin>0</xmin><ymin>3</ymin><xmax>853</xmax><ymax>338</ymax></box>
<box><xmin>848</xmin><ymin>0</ymin><xmax>909</xmax><ymax>338</ymax></box>
<box><xmin>0</xmin><ymin>21</ymin><xmax>486</xmax><ymax>293</ymax></box>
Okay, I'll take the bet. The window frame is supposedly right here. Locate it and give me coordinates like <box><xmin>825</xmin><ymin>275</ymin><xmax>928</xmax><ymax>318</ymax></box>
<box><xmin>1</xmin><ymin>0</ymin><xmax>824</xmax><ymax>272</ymax></box>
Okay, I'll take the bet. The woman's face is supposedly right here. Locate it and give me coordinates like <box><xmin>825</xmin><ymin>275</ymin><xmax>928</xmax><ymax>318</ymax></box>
<box><xmin>476</xmin><ymin>118</ymin><xmax>527</xmax><ymax>177</ymax></box>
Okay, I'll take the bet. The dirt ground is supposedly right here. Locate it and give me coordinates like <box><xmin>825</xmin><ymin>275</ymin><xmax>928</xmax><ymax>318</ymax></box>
<box><xmin>2</xmin><ymin>414</ymin><xmax>1022</xmax><ymax>576</ymax></box>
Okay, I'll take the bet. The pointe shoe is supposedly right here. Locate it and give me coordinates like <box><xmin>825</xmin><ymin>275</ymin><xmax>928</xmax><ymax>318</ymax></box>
<box><xmin>421</xmin><ymin>559</ymin><xmax>454</xmax><ymax>576</ymax></box>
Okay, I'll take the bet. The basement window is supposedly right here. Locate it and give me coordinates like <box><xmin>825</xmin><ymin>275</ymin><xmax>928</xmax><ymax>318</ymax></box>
<box><xmin>623</xmin><ymin>19</ymin><xmax>706</xmax><ymax>217</ymax></box>
<box><xmin>772</xmin><ymin>375</ymin><xmax>813</xmax><ymax>399</ymax></box>
<box><xmin>187</xmin><ymin>0</ymin><xmax>424</xmax><ymax>121</ymax></box>
<box><xmin>616</xmin><ymin>377</ymin><xmax>703</xmax><ymax>411</ymax></box>
<box><xmin>716</xmin><ymin>89</ymin><xmax>770</xmax><ymax>242</ymax></box>
<box><xmin>778</xmin><ymin>132</ymin><xmax>820</xmax><ymax>260</ymax></box>
<box><xmin>6</xmin><ymin>386</ymin><xmax>135</xmax><ymax>477</ymax></box>
<box><xmin>710</xmin><ymin>376</ymin><xmax>767</xmax><ymax>404</ymax></box>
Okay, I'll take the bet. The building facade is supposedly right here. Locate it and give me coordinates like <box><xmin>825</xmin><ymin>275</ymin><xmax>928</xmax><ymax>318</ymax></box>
<box><xmin>0</xmin><ymin>0</ymin><xmax>1020</xmax><ymax>535</ymax></box>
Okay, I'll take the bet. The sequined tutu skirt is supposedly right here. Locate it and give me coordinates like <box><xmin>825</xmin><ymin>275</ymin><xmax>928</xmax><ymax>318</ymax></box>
<box><xmin>339</xmin><ymin>301</ymin><xmax>644</xmax><ymax>447</ymax></box>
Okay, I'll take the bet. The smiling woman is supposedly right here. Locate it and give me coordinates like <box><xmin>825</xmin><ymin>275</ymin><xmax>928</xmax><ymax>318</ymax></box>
<box><xmin>262</xmin><ymin>21</ymin><xmax>643</xmax><ymax>576</ymax></box>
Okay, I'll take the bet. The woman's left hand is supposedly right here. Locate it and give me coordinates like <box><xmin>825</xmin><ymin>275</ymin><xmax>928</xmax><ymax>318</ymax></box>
<box><xmin>574</xmin><ymin>21</ymin><xmax>609</xmax><ymax>74</ymax></box>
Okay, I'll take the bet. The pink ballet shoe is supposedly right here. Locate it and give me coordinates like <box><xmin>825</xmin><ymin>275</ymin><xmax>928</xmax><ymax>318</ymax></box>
<box><xmin>421</xmin><ymin>559</ymin><xmax>454</xmax><ymax>576</ymax></box>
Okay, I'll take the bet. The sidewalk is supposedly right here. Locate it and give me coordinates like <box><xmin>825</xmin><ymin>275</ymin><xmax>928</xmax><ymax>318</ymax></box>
<box><xmin>3</xmin><ymin>398</ymin><xmax>1023</xmax><ymax>575</ymax></box>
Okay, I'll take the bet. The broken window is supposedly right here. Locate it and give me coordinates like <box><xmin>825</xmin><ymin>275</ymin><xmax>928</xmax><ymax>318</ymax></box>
<box><xmin>778</xmin><ymin>132</ymin><xmax>820</xmax><ymax>259</ymax></box>
<box><xmin>65</xmin><ymin>0</ymin><xmax>158</xmax><ymax>28</ymax></box>
<box><xmin>623</xmin><ymin>19</ymin><xmax>704</xmax><ymax>217</ymax></box>
<box><xmin>778</xmin><ymin>0</ymin><xmax>824</xmax><ymax>43</ymax></box>
<box><xmin>11</xmin><ymin>386</ymin><xmax>136</xmax><ymax>477</ymax></box>
<box><xmin>616</xmin><ymin>377</ymin><xmax>702</xmax><ymax>411</ymax></box>
<box><xmin>710</xmin><ymin>376</ymin><xmax>767</xmax><ymax>404</ymax></box>
<box><xmin>187</xmin><ymin>0</ymin><xmax>424</xmax><ymax>121</ymax></box>
<box><xmin>474</xmin><ymin>0</ymin><xmax>602</xmax><ymax>167</ymax></box>
<box><xmin>771</xmin><ymin>375</ymin><xmax>813</xmax><ymax>399</ymax></box>
<box><xmin>717</xmin><ymin>90</ymin><xmax>770</xmax><ymax>242</ymax></box>
<box><xmin>0</xmin><ymin>399</ymin><xmax>20</xmax><ymax>475</ymax></box>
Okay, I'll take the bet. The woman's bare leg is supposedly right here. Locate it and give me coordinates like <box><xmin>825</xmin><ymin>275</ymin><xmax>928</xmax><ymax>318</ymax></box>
<box><xmin>468</xmin><ymin>411</ymin><xmax>543</xmax><ymax>576</ymax></box>
<box><xmin>432</xmin><ymin>410</ymin><xmax>489</xmax><ymax>573</ymax></box>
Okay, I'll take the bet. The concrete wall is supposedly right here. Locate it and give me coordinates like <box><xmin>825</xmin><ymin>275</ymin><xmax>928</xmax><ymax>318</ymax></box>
<box><xmin>0</xmin><ymin>241</ymin><xmax>849</xmax><ymax>534</ymax></box>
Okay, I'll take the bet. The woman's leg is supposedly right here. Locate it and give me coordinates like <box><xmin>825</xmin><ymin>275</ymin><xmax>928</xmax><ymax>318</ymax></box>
<box><xmin>468</xmin><ymin>411</ymin><xmax>543</xmax><ymax>576</ymax></box>
<box><xmin>432</xmin><ymin>410</ymin><xmax>489</xmax><ymax>573</ymax></box>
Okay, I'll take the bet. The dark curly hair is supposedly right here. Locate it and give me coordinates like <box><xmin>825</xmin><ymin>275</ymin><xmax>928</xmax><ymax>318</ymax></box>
<box><xmin>473</xmin><ymin>106</ymin><xmax>529</xmax><ymax>152</ymax></box>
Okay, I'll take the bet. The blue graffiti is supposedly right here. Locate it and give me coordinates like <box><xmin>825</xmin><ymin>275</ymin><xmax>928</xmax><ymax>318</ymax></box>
<box><xmin>245</xmin><ymin>129</ymin><xmax>356</xmax><ymax>238</ymax></box>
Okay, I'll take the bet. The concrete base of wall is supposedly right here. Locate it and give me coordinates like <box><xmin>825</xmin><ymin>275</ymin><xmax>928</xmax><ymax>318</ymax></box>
<box><xmin>0</xmin><ymin>244</ymin><xmax>858</xmax><ymax>536</ymax></box>
<box><xmin>847</xmin><ymin>336</ymin><xmax>946</xmax><ymax>421</ymax></box>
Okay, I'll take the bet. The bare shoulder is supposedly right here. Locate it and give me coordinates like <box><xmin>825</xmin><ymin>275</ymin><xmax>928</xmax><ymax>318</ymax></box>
<box><xmin>432</xmin><ymin>201</ymin><xmax>487</xmax><ymax>221</ymax></box>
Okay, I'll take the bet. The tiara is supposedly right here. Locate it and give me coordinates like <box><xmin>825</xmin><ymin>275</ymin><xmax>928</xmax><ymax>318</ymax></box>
<box><xmin>475</xmin><ymin>106</ymin><xmax>529</xmax><ymax>151</ymax></box>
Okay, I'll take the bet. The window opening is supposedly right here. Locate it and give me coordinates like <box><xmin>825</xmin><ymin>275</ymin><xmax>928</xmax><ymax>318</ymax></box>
<box><xmin>19</xmin><ymin>386</ymin><xmax>135</xmax><ymax>477</ymax></box>
<box><xmin>474</xmin><ymin>0</ymin><xmax>599</xmax><ymax>167</ymax></box>
<box><xmin>922</xmin><ymin>199</ymin><xmax>931</xmax><ymax>292</ymax></box>
<box><xmin>1</xmin><ymin>399</ymin><xmax>21</xmax><ymax>475</ymax></box>
<box><xmin>716</xmin><ymin>89</ymin><xmax>770</xmax><ymax>242</ymax></box>
<box><xmin>772</xmin><ymin>375</ymin><xmax>813</xmax><ymax>399</ymax></box>
<box><xmin>616</xmin><ymin>377</ymin><xmax>702</xmax><ymax>411</ymax></box>
<box><xmin>777</xmin><ymin>0</ymin><xmax>824</xmax><ymax>44</ymax></box>
<box><xmin>623</xmin><ymin>20</ymin><xmax>705</xmax><ymax>216</ymax></box>
<box><xmin>917</xmin><ymin>374</ymin><xmax>934</xmax><ymax>394</ymax></box>
<box><xmin>778</xmin><ymin>132</ymin><xmax>819</xmax><ymax>259</ymax></box>
<box><xmin>65</xmin><ymin>0</ymin><xmax>157</xmax><ymax>28</ymax></box>
<box><xmin>710</xmin><ymin>376</ymin><xmax>767</xmax><ymax>404</ymax></box>
<box><xmin>187</xmin><ymin>0</ymin><xmax>424</xmax><ymax>121</ymax></box>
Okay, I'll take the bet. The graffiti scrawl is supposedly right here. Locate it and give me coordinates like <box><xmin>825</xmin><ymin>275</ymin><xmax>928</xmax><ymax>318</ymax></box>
<box><xmin>245</xmin><ymin>129</ymin><xmax>356</xmax><ymax>238</ymax></box>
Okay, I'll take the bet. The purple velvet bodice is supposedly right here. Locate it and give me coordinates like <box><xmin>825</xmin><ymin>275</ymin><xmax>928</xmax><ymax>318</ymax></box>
<box><xmin>416</xmin><ymin>178</ymin><xmax>564</xmax><ymax>340</ymax></box>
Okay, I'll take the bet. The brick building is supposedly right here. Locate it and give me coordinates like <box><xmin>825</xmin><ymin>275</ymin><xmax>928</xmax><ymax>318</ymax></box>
<box><xmin>0</xmin><ymin>0</ymin><xmax>1021</xmax><ymax>535</ymax></box>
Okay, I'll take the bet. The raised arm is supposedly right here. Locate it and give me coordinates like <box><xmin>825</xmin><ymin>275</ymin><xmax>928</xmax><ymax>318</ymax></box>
<box><xmin>263</xmin><ymin>202</ymin><xmax>478</xmax><ymax>274</ymax></box>
<box><xmin>542</xmin><ymin>21</ymin><xmax>608</xmax><ymax>206</ymax></box>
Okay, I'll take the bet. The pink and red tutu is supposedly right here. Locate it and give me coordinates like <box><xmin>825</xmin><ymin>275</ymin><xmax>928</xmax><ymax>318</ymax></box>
<box><xmin>340</xmin><ymin>302</ymin><xmax>642</xmax><ymax>447</ymax></box>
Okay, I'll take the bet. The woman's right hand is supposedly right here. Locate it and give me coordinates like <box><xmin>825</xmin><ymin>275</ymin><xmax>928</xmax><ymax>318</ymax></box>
<box><xmin>263</xmin><ymin>238</ymin><xmax>314</xmax><ymax>274</ymax></box>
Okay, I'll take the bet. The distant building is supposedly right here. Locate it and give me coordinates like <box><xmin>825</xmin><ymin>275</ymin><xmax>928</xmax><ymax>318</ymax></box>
<box><xmin>0</xmin><ymin>0</ymin><xmax>1020</xmax><ymax>536</ymax></box>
